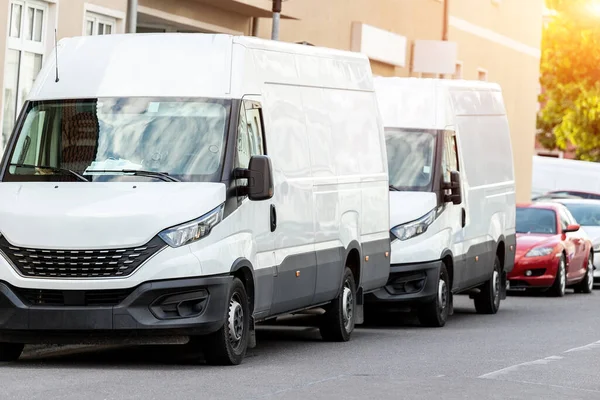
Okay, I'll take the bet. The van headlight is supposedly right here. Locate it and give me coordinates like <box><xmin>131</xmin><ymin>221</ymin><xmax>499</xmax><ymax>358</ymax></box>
<box><xmin>159</xmin><ymin>204</ymin><xmax>224</xmax><ymax>248</ymax></box>
<box><xmin>391</xmin><ymin>208</ymin><xmax>438</xmax><ymax>241</ymax></box>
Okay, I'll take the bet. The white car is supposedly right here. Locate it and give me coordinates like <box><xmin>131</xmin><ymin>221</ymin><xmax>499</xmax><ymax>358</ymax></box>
<box><xmin>551</xmin><ymin>198</ymin><xmax>600</xmax><ymax>281</ymax></box>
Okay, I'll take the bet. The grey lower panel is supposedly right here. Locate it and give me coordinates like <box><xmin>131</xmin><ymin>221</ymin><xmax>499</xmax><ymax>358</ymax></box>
<box><xmin>504</xmin><ymin>233</ymin><xmax>516</xmax><ymax>273</ymax></box>
<box><xmin>254</xmin><ymin>267</ymin><xmax>275</xmax><ymax>315</ymax></box>
<box><xmin>270</xmin><ymin>251</ymin><xmax>318</xmax><ymax>316</ymax></box>
<box><xmin>313</xmin><ymin>247</ymin><xmax>344</xmax><ymax>304</ymax></box>
<box><xmin>361</xmin><ymin>239</ymin><xmax>391</xmax><ymax>293</ymax></box>
<box><xmin>454</xmin><ymin>238</ymin><xmax>517</xmax><ymax>293</ymax></box>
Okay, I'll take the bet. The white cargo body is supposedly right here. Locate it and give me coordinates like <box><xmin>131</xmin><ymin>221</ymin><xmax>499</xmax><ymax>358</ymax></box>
<box><xmin>0</xmin><ymin>34</ymin><xmax>391</xmax><ymax>365</ymax></box>
<box><xmin>368</xmin><ymin>77</ymin><xmax>516</xmax><ymax>327</ymax></box>
<box><xmin>531</xmin><ymin>155</ymin><xmax>600</xmax><ymax>199</ymax></box>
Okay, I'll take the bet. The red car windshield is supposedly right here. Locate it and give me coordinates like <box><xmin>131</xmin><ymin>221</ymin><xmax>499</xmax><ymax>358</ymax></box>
<box><xmin>516</xmin><ymin>207</ymin><xmax>557</xmax><ymax>235</ymax></box>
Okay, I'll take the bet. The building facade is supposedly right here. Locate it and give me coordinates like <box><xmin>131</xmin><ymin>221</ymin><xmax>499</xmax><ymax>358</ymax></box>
<box><xmin>0</xmin><ymin>0</ymin><xmax>543</xmax><ymax>201</ymax></box>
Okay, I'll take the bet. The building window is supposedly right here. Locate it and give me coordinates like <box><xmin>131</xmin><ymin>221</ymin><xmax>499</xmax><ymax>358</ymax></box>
<box><xmin>477</xmin><ymin>68</ymin><xmax>488</xmax><ymax>81</ymax></box>
<box><xmin>2</xmin><ymin>0</ymin><xmax>48</xmax><ymax>149</ymax></box>
<box><xmin>453</xmin><ymin>61</ymin><xmax>463</xmax><ymax>79</ymax></box>
<box><xmin>85</xmin><ymin>12</ymin><xmax>116</xmax><ymax>36</ymax></box>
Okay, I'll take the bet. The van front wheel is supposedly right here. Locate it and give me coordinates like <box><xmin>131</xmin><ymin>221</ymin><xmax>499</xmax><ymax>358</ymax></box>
<box><xmin>474</xmin><ymin>256</ymin><xmax>502</xmax><ymax>314</ymax></box>
<box><xmin>319</xmin><ymin>267</ymin><xmax>356</xmax><ymax>342</ymax></box>
<box><xmin>202</xmin><ymin>277</ymin><xmax>250</xmax><ymax>366</ymax></box>
<box><xmin>417</xmin><ymin>264</ymin><xmax>450</xmax><ymax>327</ymax></box>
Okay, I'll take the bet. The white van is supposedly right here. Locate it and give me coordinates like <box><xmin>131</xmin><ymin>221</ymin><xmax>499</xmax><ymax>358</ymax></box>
<box><xmin>0</xmin><ymin>34</ymin><xmax>391</xmax><ymax>365</ymax></box>
<box><xmin>367</xmin><ymin>77</ymin><xmax>516</xmax><ymax>327</ymax></box>
<box><xmin>531</xmin><ymin>155</ymin><xmax>600</xmax><ymax>199</ymax></box>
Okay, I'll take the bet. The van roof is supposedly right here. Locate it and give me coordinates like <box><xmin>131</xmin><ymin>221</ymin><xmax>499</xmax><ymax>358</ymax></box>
<box><xmin>374</xmin><ymin>76</ymin><xmax>502</xmax><ymax>92</ymax></box>
<box><xmin>373</xmin><ymin>76</ymin><xmax>505</xmax><ymax>130</ymax></box>
<box><xmin>27</xmin><ymin>33</ymin><xmax>371</xmax><ymax>101</ymax></box>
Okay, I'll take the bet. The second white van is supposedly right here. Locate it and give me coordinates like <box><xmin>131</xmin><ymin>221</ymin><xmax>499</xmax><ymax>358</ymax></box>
<box><xmin>367</xmin><ymin>77</ymin><xmax>516</xmax><ymax>327</ymax></box>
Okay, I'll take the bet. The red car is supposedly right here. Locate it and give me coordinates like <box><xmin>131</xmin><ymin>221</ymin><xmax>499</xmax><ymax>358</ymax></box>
<box><xmin>508</xmin><ymin>202</ymin><xmax>594</xmax><ymax>296</ymax></box>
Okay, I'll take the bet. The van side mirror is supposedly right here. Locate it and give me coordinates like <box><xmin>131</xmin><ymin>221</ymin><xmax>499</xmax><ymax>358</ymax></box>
<box><xmin>442</xmin><ymin>171</ymin><xmax>462</xmax><ymax>205</ymax></box>
<box><xmin>234</xmin><ymin>155</ymin><xmax>274</xmax><ymax>201</ymax></box>
<box><xmin>564</xmin><ymin>224</ymin><xmax>580</xmax><ymax>233</ymax></box>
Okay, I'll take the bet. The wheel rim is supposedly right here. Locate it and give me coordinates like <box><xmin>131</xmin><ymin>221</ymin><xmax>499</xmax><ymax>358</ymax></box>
<box><xmin>342</xmin><ymin>279</ymin><xmax>354</xmax><ymax>332</ymax></box>
<box><xmin>438</xmin><ymin>279</ymin><xmax>448</xmax><ymax>312</ymax></box>
<box><xmin>588</xmin><ymin>257</ymin><xmax>594</xmax><ymax>291</ymax></box>
<box><xmin>227</xmin><ymin>294</ymin><xmax>244</xmax><ymax>350</ymax></box>
<box><xmin>559</xmin><ymin>260</ymin><xmax>566</xmax><ymax>294</ymax></box>
<box><xmin>493</xmin><ymin>269</ymin><xmax>500</xmax><ymax>307</ymax></box>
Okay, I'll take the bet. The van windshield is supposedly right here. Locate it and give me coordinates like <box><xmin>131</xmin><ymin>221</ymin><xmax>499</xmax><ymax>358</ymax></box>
<box><xmin>385</xmin><ymin>128</ymin><xmax>436</xmax><ymax>192</ymax></box>
<box><xmin>2</xmin><ymin>98</ymin><xmax>231</xmax><ymax>182</ymax></box>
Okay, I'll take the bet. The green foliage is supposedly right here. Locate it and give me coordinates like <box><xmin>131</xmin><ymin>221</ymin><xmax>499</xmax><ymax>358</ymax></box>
<box><xmin>537</xmin><ymin>0</ymin><xmax>600</xmax><ymax>160</ymax></box>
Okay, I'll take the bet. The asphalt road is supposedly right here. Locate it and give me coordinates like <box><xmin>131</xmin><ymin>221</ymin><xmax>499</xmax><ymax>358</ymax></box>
<box><xmin>3</xmin><ymin>288</ymin><xmax>600</xmax><ymax>400</ymax></box>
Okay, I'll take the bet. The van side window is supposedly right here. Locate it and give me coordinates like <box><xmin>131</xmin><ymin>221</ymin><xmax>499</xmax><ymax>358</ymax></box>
<box><xmin>442</xmin><ymin>131</ymin><xmax>459</xmax><ymax>183</ymax></box>
<box><xmin>235</xmin><ymin>101</ymin><xmax>266</xmax><ymax>191</ymax></box>
<box><xmin>244</xmin><ymin>101</ymin><xmax>265</xmax><ymax>156</ymax></box>
<box><xmin>235</xmin><ymin>105</ymin><xmax>251</xmax><ymax>172</ymax></box>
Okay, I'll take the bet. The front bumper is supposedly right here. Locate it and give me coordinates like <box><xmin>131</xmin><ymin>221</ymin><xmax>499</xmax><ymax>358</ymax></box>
<box><xmin>0</xmin><ymin>275</ymin><xmax>231</xmax><ymax>343</ymax></box>
<box><xmin>508</xmin><ymin>255</ymin><xmax>558</xmax><ymax>289</ymax></box>
<box><xmin>365</xmin><ymin>260</ymin><xmax>441</xmax><ymax>305</ymax></box>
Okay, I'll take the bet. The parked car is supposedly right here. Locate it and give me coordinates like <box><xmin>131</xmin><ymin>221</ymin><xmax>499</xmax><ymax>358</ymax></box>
<box><xmin>508</xmin><ymin>203</ymin><xmax>594</xmax><ymax>296</ymax></box>
<box><xmin>550</xmin><ymin>199</ymin><xmax>600</xmax><ymax>282</ymax></box>
<box><xmin>0</xmin><ymin>34</ymin><xmax>391</xmax><ymax>365</ymax></box>
<box><xmin>367</xmin><ymin>77</ymin><xmax>516</xmax><ymax>327</ymax></box>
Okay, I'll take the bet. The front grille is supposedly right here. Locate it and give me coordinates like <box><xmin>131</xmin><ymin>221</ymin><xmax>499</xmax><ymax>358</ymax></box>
<box><xmin>0</xmin><ymin>236</ymin><xmax>166</xmax><ymax>278</ymax></box>
<box><xmin>14</xmin><ymin>287</ymin><xmax>134</xmax><ymax>306</ymax></box>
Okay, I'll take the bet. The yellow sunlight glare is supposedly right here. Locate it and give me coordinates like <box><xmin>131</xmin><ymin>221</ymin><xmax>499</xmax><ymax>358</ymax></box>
<box><xmin>589</xmin><ymin>1</ymin><xmax>600</xmax><ymax>16</ymax></box>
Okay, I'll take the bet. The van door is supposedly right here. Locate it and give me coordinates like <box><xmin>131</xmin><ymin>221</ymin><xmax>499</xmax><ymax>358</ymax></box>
<box><xmin>235</xmin><ymin>97</ymin><xmax>276</xmax><ymax>316</ymax></box>
<box><xmin>441</xmin><ymin>129</ymin><xmax>467</xmax><ymax>290</ymax></box>
<box><xmin>255</xmin><ymin>86</ymin><xmax>317</xmax><ymax>316</ymax></box>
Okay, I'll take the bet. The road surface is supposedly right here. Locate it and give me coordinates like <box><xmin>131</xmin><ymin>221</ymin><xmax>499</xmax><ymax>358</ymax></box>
<box><xmin>2</xmin><ymin>289</ymin><xmax>600</xmax><ymax>399</ymax></box>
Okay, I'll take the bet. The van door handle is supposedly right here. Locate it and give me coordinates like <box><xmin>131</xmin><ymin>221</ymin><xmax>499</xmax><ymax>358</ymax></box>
<box><xmin>461</xmin><ymin>208</ymin><xmax>466</xmax><ymax>228</ymax></box>
<box><xmin>270</xmin><ymin>204</ymin><xmax>277</xmax><ymax>232</ymax></box>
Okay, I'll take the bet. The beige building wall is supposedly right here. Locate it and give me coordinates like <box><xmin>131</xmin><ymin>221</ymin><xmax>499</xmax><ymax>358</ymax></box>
<box><xmin>256</xmin><ymin>0</ymin><xmax>444</xmax><ymax>77</ymax></box>
<box><xmin>449</xmin><ymin>0</ymin><xmax>544</xmax><ymax>202</ymax></box>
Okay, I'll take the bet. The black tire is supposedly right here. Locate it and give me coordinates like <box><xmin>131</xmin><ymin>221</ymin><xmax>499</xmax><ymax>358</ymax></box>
<box><xmin>0</xmin><ymin>343</ymin><xmax>24</xmax><ymax>362</ymax></box>
<box><xmin>574</xmin><ymin>253</ymin><xmax>594</xmax><ymax>294</ymax></box>
<box><xmin>202</xmin><ymin>277</ymin><xmax>250</xmax><ymax>366</ymax></box>
<box><xmin>319</xmin><ymin>267</ymin><xmax>356</xmax><ymax>342</ymax></box>
<box><xmin>549</xmin><ymin>254</ymin><xmax>567</xmax><ymax>297</ymax></box>
<box><xmin>474</xmin><ymin>255</ymin><xmax>502</xmax><ymax>314</ymax></box>
<box><xmin>417</xmin><ymin>264</ymin><xmax>450</xmax><ymax>327</ymax></box>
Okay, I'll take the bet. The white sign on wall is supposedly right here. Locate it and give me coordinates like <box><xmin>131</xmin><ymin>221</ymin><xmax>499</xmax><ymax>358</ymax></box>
<box><xmin>412</xmin><ymin>40</ymin><xmax>458</xmax><ymax>75</ymax></box>
<box><xmin>351</xmin><ymin>22</ymin><xmax>407</xmax><ymax>67</ymax></box>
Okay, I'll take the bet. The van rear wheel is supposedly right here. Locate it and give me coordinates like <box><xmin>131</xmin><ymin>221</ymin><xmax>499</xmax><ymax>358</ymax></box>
<box><xmin>0</xmin><ymin>343</ymin><xmax>24</xmax><ymax>362</ymax></box>
<box><xmin>474</xmin><ymin>256</ymin><xmax>502</xmax><ymax>314</ymax></box>
<box><xmin>319</xmin><ymin>267</ymin><xmax>356</xmax><ymax>342</ymax></box>
<box><xmin>417</xmin><ymin>264</ymin><xmax>450</xmax><ymax>327</ymax></box>
<box><xmin>201</xmin><ymin>277</ymin><xmax>250</xmax><ymax>366</ymax></box>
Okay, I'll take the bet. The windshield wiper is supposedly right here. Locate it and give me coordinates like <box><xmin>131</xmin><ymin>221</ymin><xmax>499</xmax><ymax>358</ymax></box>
<box><xmin>389</xmin><ymin>185</ymin><xmax>400</xmax><ymax>191</ymax></box>
<box><xmin>10</xmin><ymin>163</ymin><xmax>89</xmax><ymax>182</ymax></box>
<box><xmin>85</xmin><ymin>169</ymin><xmax>180</xmax><ymax>182</ymax></box>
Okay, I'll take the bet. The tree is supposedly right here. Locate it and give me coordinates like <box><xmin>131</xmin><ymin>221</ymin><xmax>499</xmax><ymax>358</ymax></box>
<box><xmin>537</xmin><ymin>0</ymin><xmax>600</xmax><ymax>160</ymax></box>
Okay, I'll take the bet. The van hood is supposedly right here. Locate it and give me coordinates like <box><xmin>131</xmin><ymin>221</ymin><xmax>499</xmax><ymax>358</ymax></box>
<box><xmin>0</xmin><ymin>182</ymin><xmax>226</xmax><ymax>249</ymax></box>
<box><xmin>389</xmin><ymin>191</ymin><xmax>437</xmax><ymax>227</ymax></box>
